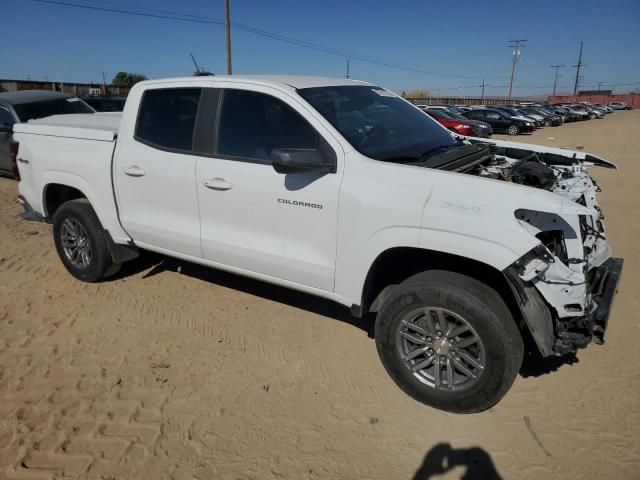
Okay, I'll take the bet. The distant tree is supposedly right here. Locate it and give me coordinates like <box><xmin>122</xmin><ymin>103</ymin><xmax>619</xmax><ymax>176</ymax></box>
<box><xmin>112</xmin><ymin>71</ymin><xmax>148</xmax><ymax>87</ymax></box>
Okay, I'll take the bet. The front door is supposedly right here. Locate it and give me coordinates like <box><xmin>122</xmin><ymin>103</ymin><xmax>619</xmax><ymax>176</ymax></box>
<box><xmin>114</xmin><ymin>87</ymin><xmax>203</xmax><ymax>257</ymax></box>
<box><xmin>195</xmin><ymin>87</ymin><xmax>343</xmax><ymax>291</ymax></box>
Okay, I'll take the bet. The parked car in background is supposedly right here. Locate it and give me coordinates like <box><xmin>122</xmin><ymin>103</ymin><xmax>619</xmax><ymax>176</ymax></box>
<box><xmin>423</xmin><ymin>107</ymin><xmax>492</xmax><ymax>138</ymax></box>
<box><xmin>608</xmin><ymin>101</ymin><xmax>631</xmax><ymax>110</ymax></box>
<box><xmin>463</xmin><ymin>107</ymin><xmax>534</xmax><ymax>135</ymax></box>
<box><xmin>560</xmin><ymin>105</ymin><xmax>590</xmax><ymax>120</ymax></box>
<box><xmin>511</xmin><ymin>107</ymin><xmax>545</xmax><ymax>127</ymax></box>
<box><xmin>81</xmin><ymin>96</ymin><xmax>126</xmax><ymax>112</ymax></box>
<box><xmin>492</xmin><ymin>106</ymin><xmax>540</xmax><ymax>128</ymax></box>
<box><xmin>548</xmin><ymin>106</ymin><xmax>579</xmax><ymax>122</ymax></box>
<box><xmin>0</xmin><ymin>90</ymin><xmax>94</xmax><ymax>176</ymax></box>
<box><xmin>593</xmin><ymin>103</ymin><xmax>613</xmax><ymax>113</ymax></box>
<box><xmin>573</xmin><ymin>104</ymin><xmax>604</xmax><ymax>119</ymax></box>
<box><xmin>519</xmin><ymin>106</ymin><xmax>561</xmax><ymax>126</ymax></box>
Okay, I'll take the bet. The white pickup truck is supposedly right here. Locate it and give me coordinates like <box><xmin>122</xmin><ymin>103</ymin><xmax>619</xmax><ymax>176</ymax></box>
<box><xmin>12</xmin><ymin>76</ymin><xmax>623</xmax><ymax>412</ymax></box>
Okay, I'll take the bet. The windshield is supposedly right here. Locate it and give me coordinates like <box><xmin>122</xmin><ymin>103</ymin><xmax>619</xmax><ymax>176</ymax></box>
<box><xmin>297</xmin><ymin>85</ymin><xmax>455</xmax><ymax>161</ymax></box>
<box><xmin>13</xmin><ymin>97</ymin><xmax>94</xmax><ymax>122</ymax></box>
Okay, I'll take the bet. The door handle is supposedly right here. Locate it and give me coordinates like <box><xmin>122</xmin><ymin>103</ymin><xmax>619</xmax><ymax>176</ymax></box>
<box><xmin>123</xmin><ymin>165</ymin><xmax>146</xmax><ymax>177</ymax></box>
<box><xmin>203</xmin><ymin>177</ymin><xmax>233</xmax><ymax>191</ymax></box>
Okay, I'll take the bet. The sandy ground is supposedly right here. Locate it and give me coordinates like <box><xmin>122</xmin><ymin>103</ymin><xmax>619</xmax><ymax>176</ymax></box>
<box><xmin>0</xmin><ymin>111</ymin><xmax>639</xmax><ymax>480</ymax></box>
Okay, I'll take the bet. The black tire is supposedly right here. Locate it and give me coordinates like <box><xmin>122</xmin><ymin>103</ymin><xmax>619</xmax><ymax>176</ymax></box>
<box><xmin>53</xmin><ymin>199</ymin><xmax>119</xmax><ymax>282</ymax></box>
<box><xmin>506</xmin><ymin>124</ymin><xmax>520</xmax><ymax>136</ymax></box>
<box><xmin>375</xmin><ymin>270</ymin><xmax>523</xmax><ymax>413</ymax></box>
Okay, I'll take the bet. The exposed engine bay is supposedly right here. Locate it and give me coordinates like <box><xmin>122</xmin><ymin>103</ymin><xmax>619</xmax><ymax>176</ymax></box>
<box><xmin>445</xmin><ymin>140</ymin><xmax>622</xmax><ymax>356</ymax></box>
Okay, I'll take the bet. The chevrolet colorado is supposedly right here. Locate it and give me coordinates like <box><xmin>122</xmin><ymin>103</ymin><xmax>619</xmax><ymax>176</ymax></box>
<box><xmin>12</xmin><ymin>76</ymin><xmax>623</xmax><ymax>412</ymax></box>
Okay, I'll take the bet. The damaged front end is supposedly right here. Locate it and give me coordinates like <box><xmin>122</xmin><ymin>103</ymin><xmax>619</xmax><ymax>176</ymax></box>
<box><xmin>495</xmin><ymin>146</ymin><xmax>623</xmax><ymax>356</ymax></box>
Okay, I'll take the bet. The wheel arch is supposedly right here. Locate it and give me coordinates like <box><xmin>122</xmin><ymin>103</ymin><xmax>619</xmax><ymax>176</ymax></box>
<box><xmin>43</xmin><ymin>181</ymin><xmax>139</xmax><ymax>265</ymax></box>
<box><xmin>43</xmin><ymin>183</ymin><xmax>86</xmax><ymax>219</ymax></box>
<box><xmin>355</xmin><ymin>246</ymin><xmax>537</xmax><ymax>346</ymax></box>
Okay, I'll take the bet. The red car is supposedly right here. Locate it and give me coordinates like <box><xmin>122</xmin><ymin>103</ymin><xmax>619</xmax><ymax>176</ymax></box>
<box><xmin>422</xmin><ymin>108</ymin><xmax>492</xmax><ymax>138</ymax></box>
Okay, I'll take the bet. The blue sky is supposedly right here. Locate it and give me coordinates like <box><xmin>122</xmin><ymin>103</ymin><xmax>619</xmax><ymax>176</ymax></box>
<box><xmin>2</xmin><ymin>0</ymin><xmax>639</xmax><ymax>96</ymax></box>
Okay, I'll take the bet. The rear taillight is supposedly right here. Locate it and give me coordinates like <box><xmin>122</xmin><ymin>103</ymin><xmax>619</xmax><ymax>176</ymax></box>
<box><xmin>10</xmin><ymin>141</ymin><xmax>20</xmax><ymax>181</ymax></box>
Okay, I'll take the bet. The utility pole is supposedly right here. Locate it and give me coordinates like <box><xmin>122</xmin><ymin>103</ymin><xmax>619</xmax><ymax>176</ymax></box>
<box><xmin>481</xmin><ymin>79</ymin><xmax>485</xmax><ymax>104</ymax></box>
<box><xmin>551</xmin><ymin>65</ymin><xmax>564</xmax><ymax>96</ymax></box>
<box><xmin>346</xmin><ymin>59</ymin><xmax>350</xmax><ymax>79</ymax></box>
<box><xmin>224</xmin><ymin>0</ymin><xmax>232</xmax><ymax>74</ymax></box>
<box><xmin>572</xmin><ymin>41</ymin><xmax>585</xmax><ymax>95</ymax></box>
<box><xmin>507</xmin><ymin>39</ymin><xmax>526</xmax><ymax>100</ymax></box>
<box><xmin>597</xmin><ymin>81</ymin><xmax>604</xmax><ymax>92</ymax></box>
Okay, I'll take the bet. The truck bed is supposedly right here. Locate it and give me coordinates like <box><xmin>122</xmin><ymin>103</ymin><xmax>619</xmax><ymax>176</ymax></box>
<box><xmin>13</xmin><ymin>113</ymin><xmax>121</xmax><ymax>141</ymax></box>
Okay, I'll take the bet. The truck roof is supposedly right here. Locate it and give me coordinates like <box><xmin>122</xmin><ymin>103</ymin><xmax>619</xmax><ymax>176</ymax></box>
<box><xmin>138</xmin><ymin>75</ymin><xmax>372</xmax><ymax>90</ymax></box>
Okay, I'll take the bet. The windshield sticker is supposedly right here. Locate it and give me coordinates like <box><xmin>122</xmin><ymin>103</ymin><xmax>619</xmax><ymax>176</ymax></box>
<box><xmin>372</xmin><ymin>88</ymin><xmax>396</xmax><ymax>97</ymax></box>
<box><xmin>66</xmin><ymin>97</ymin><xmax>81</xmax><ymax>102</ymax></box>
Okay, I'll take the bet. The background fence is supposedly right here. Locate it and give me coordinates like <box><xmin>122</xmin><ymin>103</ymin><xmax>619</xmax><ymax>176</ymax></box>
<box><xmin>403</xmin><ymin>95</ymin><xmax>541</xmax><ymax>106</ymax></box>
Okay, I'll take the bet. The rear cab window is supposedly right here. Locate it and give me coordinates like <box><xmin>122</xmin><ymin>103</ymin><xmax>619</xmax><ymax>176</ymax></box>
<box><xmin>135</xmin><ymin>88</ymin><xmax>202</xmax><ymax>152</ymax></box>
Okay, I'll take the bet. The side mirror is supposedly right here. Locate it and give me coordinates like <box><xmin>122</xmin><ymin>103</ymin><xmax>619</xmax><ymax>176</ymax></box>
<box><xmin>271</xmin><ymin>148</ymin><xmax>334</xmax><ymax>174</ymax></box>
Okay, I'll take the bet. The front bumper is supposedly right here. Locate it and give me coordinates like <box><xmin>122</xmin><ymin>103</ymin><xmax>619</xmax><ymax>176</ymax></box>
<box><xmin>505</xmin><ymin>256</ymin><xmax>624</xmax><ymax>357</ymax></box>
<box><xmin>553</xmin><ymin>257</ymin><xmax>624</xmax><ymax>355</ymax></box>
<box><xmin>590</xmin><ymin>257</ymin><xmax>624</xmax><ymax>344</ymax></box>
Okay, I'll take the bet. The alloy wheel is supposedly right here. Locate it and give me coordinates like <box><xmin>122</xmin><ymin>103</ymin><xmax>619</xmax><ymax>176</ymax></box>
<box><xmin>60</xmin><ymin>218</ymin><xmax>92</xmax><ymax>268</ymax></box>
<box><xmin>397</xmin><ymin>307</ymin><xmax>486</xmax><ymax>391</ymax></box>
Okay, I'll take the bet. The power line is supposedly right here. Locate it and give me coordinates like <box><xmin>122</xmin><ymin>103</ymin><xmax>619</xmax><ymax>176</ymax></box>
<box><xmin>26</xmin><ymin>0</ymin><xmax>492</xmax><ymax>80</ymax></box>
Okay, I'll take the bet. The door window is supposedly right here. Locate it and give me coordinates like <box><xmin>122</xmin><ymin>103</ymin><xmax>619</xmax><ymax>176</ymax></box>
<box><xmin>135</xmin><ymin>88</ymin><xmax>201</xmax><ymax>152</ymax></box>
<box><xmin>485</xmin><ymin>111</ymin><xmax>501</xmax><ymax>120</ymax></box>
<box><xmin>216</xmin><ymin>90</ymin><xmax>318</xmax><ymax>163</ymax></box>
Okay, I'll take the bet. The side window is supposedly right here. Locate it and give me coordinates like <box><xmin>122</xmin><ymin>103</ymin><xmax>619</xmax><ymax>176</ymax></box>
<box><xmin>467</xmin><ymin>110</ymin><xmax>483</xmax><ymax>119</ymax></box>
<box><xmin>217</xmin><ymin>89</ymin><xmax>318</xmax><ymax>162</ymax></box>
<box><xmin>135</xmin><ymin>88</ymin><xmax>201</xmax><ymax>152</ymax></box>
<box><xmin>486</xmin><ymin>111</ymin><xmax>501</xmax><ymax>120</ymax></box>
<box><xmin>0</xmin><ymin>107</ymin><xmax>14</xmax><ymax>126</ymax></box>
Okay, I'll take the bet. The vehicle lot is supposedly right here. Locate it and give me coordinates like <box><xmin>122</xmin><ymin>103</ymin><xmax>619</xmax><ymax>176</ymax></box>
<box><xmin>0</xmin><ymin>110</ymin><xmax>638</xmax><ymax>479</ymax></box>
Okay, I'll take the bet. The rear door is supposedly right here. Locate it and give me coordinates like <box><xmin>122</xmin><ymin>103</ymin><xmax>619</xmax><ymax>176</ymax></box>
<box><xmin>194</xmin><ymin>86</ymin><xmax>343</xmax><ymax>291</ymax></box>
<box><xmin>113</xmin><ymin>87</ymin><xmax>203</xmax><ymax>257</ymax></box>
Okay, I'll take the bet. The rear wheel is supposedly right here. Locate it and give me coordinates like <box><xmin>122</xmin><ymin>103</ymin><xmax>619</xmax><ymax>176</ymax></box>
<box><xmin>543</xmin><ymin>119</ymin><xmax>551</xmax><ymax>127</ymax></box>
<box><xmin>375</xmin><ymin>271</ymin><xmax>523</xmax><ymax>413</ymax></box>
<box><xmin>53</xmin><ymin>199</ymin><xmax>120</xmax><ymax>282</ymax></box>
<box><xmin>506</xmin><ymin>124</ymin><xmax>520</xmax><ymax>136</ymax></box>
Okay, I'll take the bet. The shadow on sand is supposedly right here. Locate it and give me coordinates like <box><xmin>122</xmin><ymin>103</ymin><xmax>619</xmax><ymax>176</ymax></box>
<box><xmin>118</xmin><ymin>252</ymin><xmax>580</xmax><ymax>377</ymax></box>
<box><xmin>412</xmin><ymin>443</ymin><xmax>502</xmax><ymax>480</ymax></box>
<box><xmin>117</xmin><ymin>251</ymin><xmax>376</xmax><ymax>337</ymax></box>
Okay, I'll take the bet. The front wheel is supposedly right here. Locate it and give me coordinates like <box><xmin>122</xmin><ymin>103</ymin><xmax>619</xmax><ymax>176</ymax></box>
<box><xmin>53</xmin><ymin>199</ymin><xmax>119</xmax><ymax>282</ymax></box>
<box><xmin>506</xmin><ymin>124</ymin><xmax>520</xmax><ymax>136</ymax></box>
<box><xmin>375</xmin><ymin>271</ymin><xmax>523</xmax><ymax>413</ymax></box>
